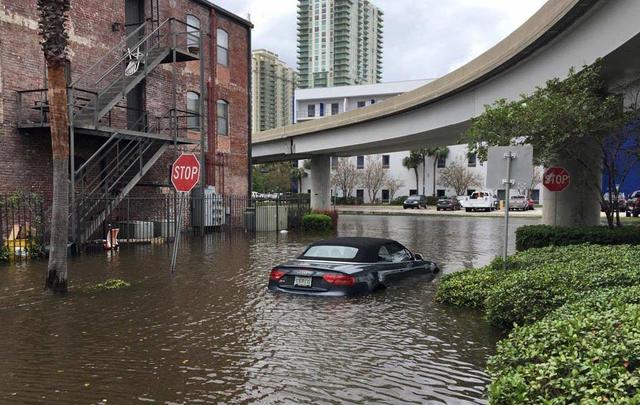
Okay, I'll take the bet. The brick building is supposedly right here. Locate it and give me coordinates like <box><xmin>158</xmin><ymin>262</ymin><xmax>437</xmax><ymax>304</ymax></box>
<box><xmin>0</xmin><ymin>0</ymin><xmax>252</xmax><ymax>242</ymax></box>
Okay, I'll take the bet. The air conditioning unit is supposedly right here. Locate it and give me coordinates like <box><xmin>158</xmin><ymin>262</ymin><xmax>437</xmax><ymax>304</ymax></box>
<box><xmin>192</xmin><ymin>186</ymin><xmax>225</xmax><ymax>227</ymax></box>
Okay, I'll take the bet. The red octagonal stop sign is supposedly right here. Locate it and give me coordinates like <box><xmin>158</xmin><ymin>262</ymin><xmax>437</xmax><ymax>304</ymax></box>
<box><xmin>171</xmin><ymin>153</ymin><xmax>201</xmax><ymax>192</ymax></box>
<box><xmin>543</xmin><ymin>167</ymin><xmax>571</xmax><ymax>192</ymax></box>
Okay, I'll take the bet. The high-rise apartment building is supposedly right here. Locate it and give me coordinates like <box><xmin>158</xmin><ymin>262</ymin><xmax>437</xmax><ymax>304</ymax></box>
<box><xmin>252</xmin><ymin>50</ymin><xmax>297</xmax><ymax>133</ymax></box>
<box><xmin>297</xmin><ymin>0</ymin><xmax>383</xmax><ymax>89</ymax></box>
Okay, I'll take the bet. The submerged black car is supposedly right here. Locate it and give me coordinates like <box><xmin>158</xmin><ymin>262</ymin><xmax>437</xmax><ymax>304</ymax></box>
<box><xmin>268</xmin><ymin>237</ymin><xmax>439</xmax><ymax>296</ymax></box>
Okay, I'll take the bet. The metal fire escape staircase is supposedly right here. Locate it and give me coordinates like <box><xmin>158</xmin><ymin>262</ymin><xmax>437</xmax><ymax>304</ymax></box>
<box><xmin>67</xmin><ymin>18</ymin><xmax>200</xmax><ymax>243</ymax></box>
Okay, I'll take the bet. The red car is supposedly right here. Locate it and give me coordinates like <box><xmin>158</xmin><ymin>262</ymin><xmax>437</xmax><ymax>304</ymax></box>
<box><xmin>527</xmin><ymin>198</ymin><xmax>535</xmax><ymax>210</ymax></box>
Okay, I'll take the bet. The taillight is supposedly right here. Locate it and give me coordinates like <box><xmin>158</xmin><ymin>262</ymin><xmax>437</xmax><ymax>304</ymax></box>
<box><xmin>322</xmin><ymin>273</ymin><xmax>356</xmax><ymax>287</ymax></box>
<box><xmin>270</xmin><ymin>268</ymin><xmax>286</xmax><ymax>281</ymax></box>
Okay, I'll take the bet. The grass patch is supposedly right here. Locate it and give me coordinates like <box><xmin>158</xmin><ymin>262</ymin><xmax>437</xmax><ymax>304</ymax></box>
<box><xmin>87</xmin><ymin>278</ymin><xmax>131</xmax><ymax>291</ymax></box>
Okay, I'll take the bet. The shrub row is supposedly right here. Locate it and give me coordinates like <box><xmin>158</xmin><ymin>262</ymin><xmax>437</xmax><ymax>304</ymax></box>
<box><xmin>436</xmin><ymin>244</ymin><xmax>640</xmax><ymax>329</ymax></box>
<box><xmin>487</xmin><ymin>286</ymin><xmax>640</xmax><ymax>404</ymax></box>
<box><xmin>515</xmin><ymin>224</ymin><xmax>640</xmax><ymax>251</ymax></box>
<box><xmin>302</xmin><ymin>213</ymin><xmax>333</xmax><ymax>232</ymax></box>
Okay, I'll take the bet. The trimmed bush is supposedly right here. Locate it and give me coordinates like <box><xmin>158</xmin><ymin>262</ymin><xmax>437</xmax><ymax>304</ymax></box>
<box><xmin>488</xmin><ymin>286</ymin><xmax>640</xmax><ymax>404</ymax></box>
<box><xmin>485</xmin><ymin>244</ymin><xmax>640</xmax><ymax>329</ymax></box>
<box><xmin>312</xmin><ymin>210</ymin><xmax>338</xmax><ymax>229</ymax></box>
<box><xmin>516</xmin><ymin>224</ymin><xmax>640</xmax><ymax>251</ymax></box>
<box><xmin>302</xmin><ymin>213</ymin><xmax>333</xmax><ymax>232</ymax></box>
<box><xmin>436</xmin><ymin>266</ymin><xmax>501</xmax><ymax>308</ymax></box>
<box><xmin>390</xmin><ymin>196</ymin><xmax>408</xmax><ymax>205</ymax></box>
<box><xmin>426</xmin><ymin>196</ymin><xmax>439</xmax><ymax>206</ymax></box>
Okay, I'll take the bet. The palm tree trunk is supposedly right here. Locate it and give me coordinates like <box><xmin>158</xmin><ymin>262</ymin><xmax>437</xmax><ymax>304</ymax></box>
<box><xmin>432</xmin><ymin>160</ymin><xmax>437</xmax><ymax>196</ymax></box>
<box><xmin>413</xmin><ymin>168</ymin><xmax>419</xmax><ymax>193</ymax></box>
<box><xmin>45</xmin><ymin>63</ymin><xmax>69</xmax><ymax>294</ymax></box>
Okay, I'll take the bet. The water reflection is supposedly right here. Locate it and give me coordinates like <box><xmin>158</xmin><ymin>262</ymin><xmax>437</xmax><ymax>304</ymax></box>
<box><xmin>0</xmin><ymin>215</ymin><xmax>535</xmax><ymax>404</ymax></box>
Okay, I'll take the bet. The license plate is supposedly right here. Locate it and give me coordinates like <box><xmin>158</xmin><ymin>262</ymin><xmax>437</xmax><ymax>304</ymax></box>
<box><xmin>294</xmin><ymin>276</ymin><xmax>312</xmax><ymax>287</ymax></box>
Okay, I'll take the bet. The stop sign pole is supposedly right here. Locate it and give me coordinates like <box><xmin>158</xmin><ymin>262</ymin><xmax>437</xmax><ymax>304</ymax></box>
<box><xmin>170</xmin><ymin>153</ymin><xmax>201</xmax><ymax>273</ymax></box>
<box><xmin>543</xmin><ymin>167</ymin><xmax>571</xmax><ymax>226</ymax></box>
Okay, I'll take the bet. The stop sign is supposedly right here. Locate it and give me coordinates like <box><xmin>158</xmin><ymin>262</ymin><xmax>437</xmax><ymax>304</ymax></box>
<box><xmin>171</xmin><ymin>153</ymin><xmax>201</xmax><ymax>192</ymax></box>
<box><xmin>543</xmin><ymin>167</ymin><xmax>571</xmax><ymax>192</ymax></box>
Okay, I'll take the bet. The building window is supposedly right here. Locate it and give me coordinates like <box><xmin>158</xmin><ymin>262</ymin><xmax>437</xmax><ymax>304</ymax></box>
<box><xmin>217</xmin><ymin>29</ymin><xmax>229</xmax><ymax>66</ymax></box>
<box><xmin>357</xmin><ymin>101</ymin><xmax>366</xmax><ymax>108</ymax></box>
<box><xmin>356</xmin><ymin>155</ymin><xmax>364</xmax><ymax>169</ymax></box>
<box><xmin>468</xmin><ymin>153</ymin><xmax>477</xmax><ymax>167</ymax></box>
<box><xmin>331</xmin><ymin>156</ymin><xmax>338</xmax><ymax>169</ymax></box>
<box><xmin>437</xmin><ymin>155</ymin><xmax>446</xmax><ymax>168</ymax></box>
<box><xmin>186</xmin><ymin>15</ymin><xmax>200</xmax><ymax>55</ymax></box>
<box><xmin>437</xmin><ymin>189</ymin><xmax>446</xmax><ymax>197</ymax></box>
<box><xmin>381</xmin><ymin>189</ymin><xmax>389</xmax><ymax>201</ymax></box>
<box><xmin>319</xmin><ymin>102</ymin><xmax>325</xmax><ymax>117</ymax></box>
<box><xmin>217</xmin><ymin>99</ymin><xmax>228</xmax><ymax>135</ymax></box>
<box><xmin>331</xmin><ymin>103</ymin><xmax>339</xmax><ymax>115</ymax></box>
<box><xmin>409</xmin><ymin>189</ymin><xmax>417</xmax><ymax>196</ymax></box>
<box><xmin>187</xmin><ymin>91</ymin><xmax>200</xmax><ymax>130</ymax></box>
<box><xmin>382</xmin><ymin>154</ymin><xmax>390</xmax><ymax>168</ymax></box>
<box><xmin>356</xmin><ymin>189</ymin><xmax>364</xmax><ymax>202</ymax></box>
<box><xmin>307</xmin><ymin>104</ymin><xmax>315</xmax><ymax>117</ymax></box>
<box><xmin>467</xmin><ymin>189</ymin><xmax>476</xmax><ymax>196</ymax></box>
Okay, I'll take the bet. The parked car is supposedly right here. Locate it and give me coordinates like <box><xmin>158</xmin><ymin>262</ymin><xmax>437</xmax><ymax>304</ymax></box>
<box><xmin>457</xmin><ymin>195</ymin><xmax>470</xmax><ymax>208</ymax></box>
<box><xmin>509</xmin><ymin>195</ymin><xmax>529</xmax><ymax>210</ymax></box>
<box><xmin>267</xmin><ymin>237</ymin><xmax>439</xmax><ymax>296</ymax></box>
<box><xmin>626</xmin><ymin>190</ymin><xmax>640</xmax><ymax>217</ymax></box>
<box><xmin>465</xmin><ymin>191</ymin><xmax>497</xmax><ymax>212</ymax></box>
<box><xmin>403</xmin><ymin>195</ymin><xmax>427</xmax><ymax>209</ymax></box>
<box><xmin>601</xmin><ymin>192</ymin><xmax>627</xmax><ymax>212</ymax></box>
<box><xmin>437</xmin><ymin>196</ymin><xmax>462</xmax><ymax>211</ymax></box>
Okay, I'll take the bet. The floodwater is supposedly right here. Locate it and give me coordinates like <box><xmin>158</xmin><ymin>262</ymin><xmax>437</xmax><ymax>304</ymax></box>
<box><xmin>0</xmin><ymin>214</ymin><xmax>538</xmax><ymax>404</ymax></box>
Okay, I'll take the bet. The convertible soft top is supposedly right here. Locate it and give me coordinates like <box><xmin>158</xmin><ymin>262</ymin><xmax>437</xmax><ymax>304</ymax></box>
<box><xmin>300</xmin><ymin>237</ymin><xmax>402</xmax><ymax>263</ymax></box>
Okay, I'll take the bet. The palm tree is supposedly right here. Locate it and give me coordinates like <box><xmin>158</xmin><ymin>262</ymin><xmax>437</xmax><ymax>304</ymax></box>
<box><xmin>402</xmin><ymin>151</ymin><xmax>422</xmax><ymax>192</ymax></box>
<box><xmin>426</xmin><ymin>147</ymin><xmax>450</xmax><ymax>196</ymax></box>
<box><xmin>290</xmin><ymin>166</ymin><xmax>307</xmax><ymax>193</ymax></box>
<box><xmin>38</xmin><ymin>0</ymin><xmax>71</xmax><ymax>293</ymax></box>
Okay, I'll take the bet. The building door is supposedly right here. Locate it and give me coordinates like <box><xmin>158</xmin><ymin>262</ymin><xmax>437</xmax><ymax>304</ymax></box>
<box><xmin>125</xmin><ymin>0</ymin><xmax>145</xmax><ymax>130</ymax></box>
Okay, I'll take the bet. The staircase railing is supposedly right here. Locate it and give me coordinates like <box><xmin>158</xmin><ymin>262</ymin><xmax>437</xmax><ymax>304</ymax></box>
<box><xmin>69</xmin><ymin>17</ymin><xmax>201</xmax><ymax>127</ymax></box>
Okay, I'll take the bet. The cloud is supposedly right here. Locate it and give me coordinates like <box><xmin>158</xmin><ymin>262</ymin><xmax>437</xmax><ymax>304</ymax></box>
<box><xmin>213</xmin><ymin>0</ymin><xmax>547</xmax><ymax>81</ymax></box>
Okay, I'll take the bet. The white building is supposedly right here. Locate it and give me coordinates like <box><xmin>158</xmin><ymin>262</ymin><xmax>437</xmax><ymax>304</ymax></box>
<box><xmin>296</xmin><ymin>80</ymin><xmax>543</xmax><ymax>203</ymax></box>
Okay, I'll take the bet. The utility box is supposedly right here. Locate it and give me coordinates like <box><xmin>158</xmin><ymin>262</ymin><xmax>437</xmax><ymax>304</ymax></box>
<box><xmin>192</xmin><ymin>186</ymin><xmax>225</xmax><ymax>227</ymax></box>
<box><xmin>115</xmin><ymin>221</ymin><xmax>154</xmax><ymax>239</ymax></box>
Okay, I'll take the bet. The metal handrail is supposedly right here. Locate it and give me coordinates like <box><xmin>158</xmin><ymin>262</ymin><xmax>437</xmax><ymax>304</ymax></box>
<box><xmin>70</xmin><ymin>20</ymin><xmax>150</xmax><ymax>88</ymax></box>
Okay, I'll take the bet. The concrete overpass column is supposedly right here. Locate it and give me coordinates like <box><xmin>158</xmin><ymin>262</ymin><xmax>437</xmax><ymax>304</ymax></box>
<box><xmin>542</xmin><ymin>138</ymin><xmax>602</xmax><ymax>227</ymax></box>
<box><xmin>310</xmin><ymin>155</ymin><xmax>331</xmax><ymax>211</ymax></box>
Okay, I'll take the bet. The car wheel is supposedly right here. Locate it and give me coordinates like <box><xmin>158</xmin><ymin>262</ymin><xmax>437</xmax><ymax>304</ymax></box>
<box><xmin>626</xmin><ymin>211</ymin><xmax>631</xmax><ymax>217</ymax></box>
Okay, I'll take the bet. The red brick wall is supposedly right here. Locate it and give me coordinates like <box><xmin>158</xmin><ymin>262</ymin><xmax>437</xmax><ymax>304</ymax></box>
<box><xmin>0</xmin><ymin>0</ymin><xmax>251</xmax><ymax>204</ymax></box>
<box><xmin>211</xmin><ymin>11</ymin><xmax>250</xmax><ymax>197</ymax></box>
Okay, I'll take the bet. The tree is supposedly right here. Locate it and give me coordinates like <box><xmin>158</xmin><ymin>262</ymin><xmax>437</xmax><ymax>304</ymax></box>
<box><xmin>384</xmin><ymin>176</ymin><xmax>403</xmax><ymax>201</ymax></box>
<box><xmin>251</xmin><ymin>163</ymin><xmax>292</xmax><ymax>193</ymax></box>
<box><xmin>39</xmin><ymin>0</ymin><xmax>71</xmax><ymax>294</ymax></box>
<box><xmin>331</xmin><ymin>157</ymin><xmax>360</xmax><ymax>199</ymax></box>
<box><xmin>466</xmin><ymin>62</ymin><xmax>638</xmax><ymax>228</ymax></box>
<box><xmin>290</xmin><ymin>166</ymin><xmax>307</xmax><ymax>194</ymax></box>
<box><xmin>426</xmin><ymin>147</ymin><xmax>449</xmax><ymax>196</ymax></box>
<box><xmin>438</xmin><ymin>158</ymin><xmax>482</xmax><ymax>196</ymax></box>
<box><xmin>360</xmin><ymin>155</ymin><xmax>387</xmax><ymax>202</ymax></box>
<box><xmin>402</xmin><ymin>151</ymin><xmax>423</xmax><ymax>192</ymax></box>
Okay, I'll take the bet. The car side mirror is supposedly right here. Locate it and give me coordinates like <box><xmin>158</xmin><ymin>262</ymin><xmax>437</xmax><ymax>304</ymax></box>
<box><xmin>414</xmin><ymin>253</ymin><xmax>424</xmax><ymax>261</ymax></box>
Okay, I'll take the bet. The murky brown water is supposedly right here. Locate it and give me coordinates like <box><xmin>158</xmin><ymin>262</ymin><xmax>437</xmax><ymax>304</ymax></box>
<box><xmin>0</xmin><ymin>215</ymin><xmax>538</xmax><ymax>404</ymax></box>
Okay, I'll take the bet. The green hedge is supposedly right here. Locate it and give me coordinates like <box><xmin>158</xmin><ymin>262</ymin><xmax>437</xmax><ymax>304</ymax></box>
<box><xmin>390</xmin><ymin>196</ymin><xmax>408</xmax><ymax>205</ymax></box>
<box><xmin>426</xmin><ymin>196</ymin><xmax>439</xmax><ymax>206</ymax></box>
<box><xmin>486</xmin><ymin>244</ymin><xmax>640</xmax><ymax>329</ymax></box>
<box><xmin>516</xmin><ymin>224</ymin><xmax>640</xmax><ymax>251</ymax></box>
<box><xmin>436</xmin><ymin>244</ymin><xmax>640</xmax><ymax>329</ymax></box>
<box><xmin>487</xmin><ymin>286</ymin><xmax>640</xmax><ymax>404</ymax></box>
<box><xmin>302</xmin><ymin>213</ymin><xmax>333</xmax><ymax>232</ymax></box>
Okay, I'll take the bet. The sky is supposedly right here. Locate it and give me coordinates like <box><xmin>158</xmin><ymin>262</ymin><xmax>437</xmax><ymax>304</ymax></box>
<box><xmin>213</xmin><ymin>0</ymin><xmax>548</xmax><ymax>82</ymax></box>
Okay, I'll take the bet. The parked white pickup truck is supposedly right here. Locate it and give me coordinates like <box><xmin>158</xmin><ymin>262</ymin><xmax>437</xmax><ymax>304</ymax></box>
<box><xmin>465</xmin><ymin>191</ymin><xmax>498</xmax><ymax>212</ymax></box>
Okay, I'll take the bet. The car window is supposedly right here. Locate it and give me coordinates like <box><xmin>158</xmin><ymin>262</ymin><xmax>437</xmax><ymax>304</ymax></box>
<box><xmin>378</xmin><ymin>245</ymin><xmax>392</xmax><ymax>262</ymax></box>
<box><xmin>383</xmin><ymin>243</ymin><xmax>412</xmax><ymax>262</ymax></box>
<box><xmin>302</xmin><ymin>245</ymin><xmax>359</xmax><ymax>260</ymax></box>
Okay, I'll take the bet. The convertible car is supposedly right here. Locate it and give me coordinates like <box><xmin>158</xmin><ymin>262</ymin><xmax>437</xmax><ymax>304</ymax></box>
<box><xmin>268</xmin><ymin>237</ymin><xmax>439</xmax><ymax>296</ymax></box>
